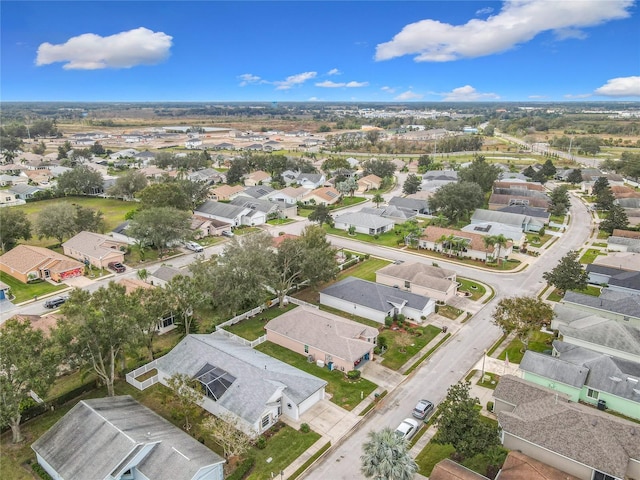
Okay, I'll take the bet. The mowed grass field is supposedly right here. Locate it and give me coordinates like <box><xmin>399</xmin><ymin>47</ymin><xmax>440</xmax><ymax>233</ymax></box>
<box><xmin>13</xmin><ymin>197</ymin><xmax>137</xmax><ymax>247</ymax></box>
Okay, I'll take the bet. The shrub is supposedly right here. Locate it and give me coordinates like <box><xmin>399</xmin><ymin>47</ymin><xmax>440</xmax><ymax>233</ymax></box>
<box><xmin>377</xmin><ymin>335</ymin><xmax>388</xmax><ymax>349</ymax></box>
<box><xmin>396</xmin><ymin>314</ymin><xmax>405</xmax><ymax>325</ymax></box>
<box><xmin>227</xmin><ymin>457</ymin><xmax>255</xmax><ymax>480</ymax></box>
<box><xmin>384</xmin><ymin>316</ymin><xmax>393</xmax><ymax>327</ymax></box>
<box><xmin>255</xmin><ymin>435</ymin><xmax>267</xmax><ymax>449</ymax></box>
<box><xmin>32</xmin><ymin>462</ymin><xmax>53</xmax><ymax>480</ymax></box>
<box><xmin>347</xmin><ymin>370</ymin><xmax>361</xmax><ymax>380</ymax></box>
<box><xmin>300</xmin><ymin>423</ymin><xmax>310</xmax><ymax>433</ymax></box>
<box><xmin>373</xmin><ymin>234</ymin><xmax>379</xmax><ymax>239</ymax></box>
<box><xmin>486</xmin><ymin>401</ymin><xmax>494</xmax><ymax>412</ymax></box>
<box><xmin>364</xmin><ymin>254</ymin><xmax>370</xmax><ymax>259</ymax></box>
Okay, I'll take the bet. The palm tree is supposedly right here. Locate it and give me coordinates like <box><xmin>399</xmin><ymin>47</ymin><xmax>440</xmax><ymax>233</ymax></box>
<box><xmin>483</xmin><ymin>235</ymin><xmax>497</xmax><ymax>262</ymax></box>
<box><xmin>493</xmin><ymin>234</ymin><xmax>509</xmax><ymax>264</ymax></box>
<box><xmin>361</xmin><ymin>428</ymin><xmax>417</xmax><ymax>480</ymax></box>
<box><xmin>372</xmin><ymin>193</ymin><xmax>384</xmax><ymax>208</ymax></box>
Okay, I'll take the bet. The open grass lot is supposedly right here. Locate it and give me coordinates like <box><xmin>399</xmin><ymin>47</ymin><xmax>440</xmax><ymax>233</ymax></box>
<box><xmin>325</xmin><ymin>226</ymin><xmax>403</xmax><ymax>247</ymax></box>
<box><xmin>497</xmin><ymin>330</ymin><xmax>554</xmax><ymax>364</ymax></box>
<box><xmin>0</xmin><ymin>272</ymin><xmax>66</xmax><ymax>304</ymax></box>
<box><xmin>379</xmin><ymin>325</ymin><xmax>441</xmax><ymax>370</ymax></box>
<box><xmin>223</xmin><ymin>304</ymin><xmax>296</xmax><ymax>340</ymax></box>
<box><xmin>13</xmin><ymin>197</ymin><xmax>137</xmax><ymax>247</ymax></box>
<box><xmin>457</xmin><ymin>278</ymin><xmax>485</xmax><ymax>301</ymax></box>
<box><xmin>579</xmin><ymin>248</ymin><xmax>605</xmax><ymax>264</ymax></box>
<box><xmin>337</xmin><ymin>257</ymin><xmax>392</xmax><ymax>282</ymax></box>
<box><xmin>255</xmin><ymin>342</ymin><xmax>377</xmax><ymax>411</ymax></box>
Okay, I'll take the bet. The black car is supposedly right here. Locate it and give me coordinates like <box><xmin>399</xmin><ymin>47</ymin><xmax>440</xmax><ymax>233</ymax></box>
<box><xmin>44</xmin><ymin>296</ymin><xmax>67</xmax><ymax>309</ymax></box>
<box><xmin>107</xmin><ymin>262</ymin><xmax>126</xmax><ymax>273</ymax></box>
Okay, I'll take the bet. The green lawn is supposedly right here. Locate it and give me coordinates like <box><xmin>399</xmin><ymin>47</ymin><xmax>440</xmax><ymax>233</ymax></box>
<box><xmin>547</xmin><ymin>288</ymin><xmax>563</xmax><ymax>302</ymax></box>
<box><xmin>247</xmin><ymin>425</ymin><xmax>320</xmax><ymax>480</ymax></box>
<box><xmin>526</xmin><ymin>232</ymin><xmax>552</xmax><ymax>246</ymax></box>
<box><xmin>13</xmin><ymin>197</ymin><xmax>137</xmax><ymax>247</ymax></box>
<box><xmin>336</xmin><ymin>196</ymin><xmax>367</xmax><ymax>207</ymax></box>
<box><xmin>0</xmin><ymin>272</ymin><xmax>66</xmax><ymax>304</ymax></box>
<box><xmin>477</xmin><ymin>372</ymin><xmax>501</xmax><ymax>390</ymax></box>
<box><xmin>597</xmin><ymin>230</ymin><xmax>610</xmax><ymax>239</ymax></box>
<box><xmin>319</xmin><ymin>305</ymin><xmax>381</xmax><ymax>328</ymax></box>
<box><xmin>325</xmin><ymin>226</ymin><xmax>403</xmax><ymax>247</ymax></box>
<box><xmin>437</xmin><ymin>304</ymin><xmax>464</xmax><ymax>320</ymax></box>
<box><xmin>223</xmin><ymin>304</ymin><xmax>296</xmax><ymax>340</ymax></box>
<box><xmin>457</xmin><ymin>278</ymin><xmax>485</xmax><ymax>301</ymax></box>
<box><xmin>255</xmin><ymin>342</ymin><xmax>377</xmax><ymax>411</ymax></box>
<box><xmin>267</xmin><ymin>218</ymin><xmax>295</xmax><ymax>226</ymax></box>
<box><xmin>337</xmin><ymin>257</ymin><xmax>392</xmax><ymax>282</ymax></box>
<box><xmin>579</xmin><ymin>248</ymin><xmax>605</xmax><ymax>264</ymax></box>
<box><xmin>497</xmin><ymin>330</ymin><xmax>554</xmax><ymax>363</ymax></box>
<box><xmin>297</xmin><ymin>208</ymin><xmax>314</xmax><ymax>218</ymax></box>
<box><xmin>415</xmin><ymin>442</ymin><xmax>455</xmax><ymax>476</ymax></box>
<box><xmin>379</xmin><ymin>325</ymin><xmax>441</xmax><ymax>370</ymax></box>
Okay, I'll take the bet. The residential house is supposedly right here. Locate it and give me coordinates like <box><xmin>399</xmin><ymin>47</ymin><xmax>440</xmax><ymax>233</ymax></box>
<box><xmin>551</xmin><ymin>303</ymin><xmax>640</xmax><ymax>363</ymax></box>
<box><xmin>132</xmin><ymin>150</ymin><xmax>156</xmax><ymax>166</ymax></box>
<box><xmin>0</xmin><ymin>174</ymin><xmax>28</xmax><ymax>186</ymax></box>
<box><xmin>585</xmin><ymin>264</ymin><xmax>640</xmax><ymax>295</ymax></box>
<box><xmin>244</xmin><ymin>170</ymin><xmax>272</xmax><ymax>186</ymax></box>
<box><xmin>191</xmin><ymin>215</ymin><xmax>232</xmax><ymax>238</ymax></box>
<box><xmin>493</xmin><ymin>181</ymin><xmax>546</xmax><ymax>192</ymax></box>
<box><xmin>109</xmin><ymin>149</ymin><xmax>138</xmax><ymax>160</ymax></box>
<box><xmin>489</xmin><ymin>191</ymin><xmax>550</xmax><ymax>210</ymax></box>
<box><xmin>421</xmin><ymin>170</ymin><xmax>458</xmax><ymax>192</ymax></box>
<box><xmin>416</xmin><ymin>226</ymin><xmax>513</xmax><ymax>262</ymax></box>
<box><xmin>188</xmin><ymin>168</ymin><xmax>224</xmax><ymax>185</ymax></box>
<box><xmin>31</xmin><ymin>396</ymin><xmax>225</xmax><ymax>480</ymax></box>
<box><xmin>0</xmin><ymin>245</ymin><xmax>84</xmax><ymax>283</ymax></box>
<box><xmin>375</xmin><ymin>262</ymin><xmax>457</xmax><ymax>303</ymax></box>
<box><xmin>607</xmin><ymin>229</ymin><xmax>640</xmax><ymax>253</ymax></box>
<box><xmin>301</xmin><ymin>186</ymin><xmax>341</xmax><ymax>206</ymax></box>
<box><xmin>519</xmin><ymin>341</ymin><xmax>640</xmax><ymax>420</ymax></box>
<box><xmin>132</xmin><ymin>332</ymin><xmax>327</xmax><ymax>437</ymax></box>
<box><xmin>356</xmin><ymin>174</ymin><xmax>382</xmax><ymax>193</ymax></box>
<box><xmin>149</xmin><ymin>265</ymin><xmax>190</xmax><ymax>287</ymax></box>
<box><xmin>296</xmin><ymin>173</ymin><xmax>326</xmax><ymax>189</ymax></box>
<box><xmin>493</xmin><ymin>375</ymin><xmax>640</xmax><ymax>480</ymax></box>
<box><xmin>471</xmin><ymin>209</ymin><xmax>545</xmax><ymax>233</ymax></box>
<box><xmin>265</xmin><ymin>306</ymin><xmax>378</xmax><ymax>372</ymax></box>
<box><xmin>185</xmin><ymin>138</ymin><xmax>203</xmax><ymax>149</ymax></box>
<box><xmin>359</xmin><ymin>205</ymin><xmax>416</xmax><ymax>223</ymax></box>
<box><xmin>591</xmin><ymin>251</ymin><xmax>640</xmax><ymax>274</ymax></box>
<box><xmin>209</xmin><ymin>184</ymin><xmax>245</xmax><ymax>201</ymax></box>
<box><xmin>24</xmin><ymin>169</ymin><xmax>54</xmax><ymax>187</ymax></box>
<box><xmin>496</xmin><ymin>451</ymin><xmax>581</xmax><ymax>480</ymax></box>
<box><xmin>230</xmin><ymin>196</ymin><xmax>292</xmax><ymax>221</ymax></box>
<box><xmin>195</xmin><ymin>200</ymin><xmax>251</xmax><ymax>227</ymax></box>
<box><xmin>430</xmin><ymin>459</ymin><xmax>489</xmax><ymax>480</ymax></box>
<box><xmin>62</xmin><ymin>231</ymin><xmax>127</xmax><ymax>269</ymax></box>
<box><xmin>388</xmin><ymin>196</ymin><xmax>431</xmax><ymax>215</ymax></box>
<box><xmin>110</xmin><ymin>221</ymin><xmax>138</xmax><ymax>245</ymax></box>
<box><xmin>496</xmin><ymin>204</ymin><xmax>550</xmax><ymax>223</ymax></box>
<box><xmin>7</xmin><ymin>183</ymin><xmax>43</xmax><ymax>200</ymax></box>
<box><xmin>0</xmin><ymin>190</ymin><xmax>23</xmax><ymax>206</ymax></box>
<box><xmin>235</xmin><ymin>185</ymin><xmax>275</xmax><ymax>200</ymax></box>
<box><xmin>267</xmin><ymin>186</ymin><xmax>308</xmax><ymax>205</ymax></box>
<box><xmin>560</xmin><ymin>289</ymin><xmax>640</xmax><ymax>327</ymax></box>
<box><xmin>333</xmin><ymin>211</ymin><xmax>395</xmax><ymax>235</ymax></box>
<box><xmin>461</xmin><ymin>222</ymin><xmax>527</xmax><ymax>248</ymax></box>
<box><xmin>320</xmin><ymin>276</ymin><xmax>436</xmax><ymax>324</ymax></box>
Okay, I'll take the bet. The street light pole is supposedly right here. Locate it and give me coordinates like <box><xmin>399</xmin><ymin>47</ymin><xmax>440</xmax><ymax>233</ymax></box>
<box><xmin>481</xmin><ymin>349</ymin><xmax>487</xmax><ymax>380</ymax></box>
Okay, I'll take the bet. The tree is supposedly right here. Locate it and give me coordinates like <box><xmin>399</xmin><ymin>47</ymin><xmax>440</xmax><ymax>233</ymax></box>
<box><xmin>108</xmin><ymin>169</ymin><xmax>148</xmax><ymax>200</ymax></box>
<box><xmin>402</xmin><ymin>174</ymin><xmax>421</xmax><ymax>195</ymax></box>
<box><xmin>297</xmin><ymin>225</ymin><xmax>337</xmax><ymax>289</ymax></box>
<box><xmin>360</xmin><ymin>428</ymin><xmax>417</xmax><ymax>480</ymax></box>
<box><xmin>90</xmin><ymin>142</ymin><xmax>105</xmax><ymax>155</ymax></box>
<box><xmin>591</xmin><ymin>176</ymin><xmax>610</xmax><ymax>198</ymax></box>
<box><xmin>365</xmin><ymin>130</ymin><xmax>381</xmax><ymax>146</ymax></box>
<box><xmin>489</xmin><ymin>234</ymin><xmax>509</xmax><ymax>263</ymax></box>
<box><xmin>548</xmin><ymin>185</ymin><xmax>570</xmax><ymax>216</ymax></box>
<box><xmin>0</xmin><ymin>209</ymin><xmax>32</xmax><ymax>252</ymax></box>
<box><xmin>429</xmin><ymin>182</ymin><xmax>484</xmax><ymax>224</ymax></box>
<box><xmin>372</xmin><ymin>193</ymin><xmax>384</xmax><ymax>208</ymax></box>
<box><xmin>540</xmin><ymin>159</ymin><xmax>557</xmax><ymax>178</ymax></box>
<box><xmin>166</xmin><ymin>373</ymin><xmax>202</xmax><ymax>432</ymax></box>
<box><xmin>31</xmin><ymin>140</ymin><xmax>46</xmax><ymax>155</ymax></box>
<box><xmin>599</xmin><ymin>204</ymin><xmax>629</xmax><ymax>233</ymax></box>
<box><xmin>308</xmin><ymin>204</ymin><xmax>333</xmax><ymax>226</ymax></box>
<box><xmin>543</xmin><ymin>250</ymin><xmax>588</xmax><ymax>294</ymax></box>
<box><xmin>361</xmin><ymin>158</ymin><xmax>396</xmax><ymax>179</ymax></box>
<box><xmin>130</xmin><ymin>286</ymin><xmax>172</xmax><ymax>360</ymax></box>
<box><xmin>226</xmin><ymin>158</ymin><xmax>247</xmax><ymax>184</ymax></box>
<box><xmin>321</xmin><ymin>157</ymin><xmax>350</xmax><ymax>173</ymax></box>
<box><xmin>35</xmin><ymin>203</ymin><xmax>77</xmax><ymax>244</ymax></box>
<box><xmin>458</xmin><ymin>155</ymin><xmax>501</xmax><ymax>193</ymax></box>
<box><xmin>0</xmin><ymin>135</ymin><xmax>23</xmax><ymax>161</ymax></box>
<box><xmin>417</xmin><ymin>154</ymin><xmax>433</xmax><ymax>172</ymax></box>
<box><xmin>74</xmin><ymin>205</ymin><xmax>105</xmax><ymax>233</ymax></box>
<box><xmin>137</xmin><ymin>183</ymin><xmax>191</xmax><ymax>211</ymax></box>
<box><xmin>594</xmin><ymin>185</ymin><xmax>615</xmax><ymax>211</ymax></box>
<box><xmin>567</xmin><ymin>168</ymin><xmax>583</xmax><ymax>184</ymax></box>
<box><xmin>337</xmin><ymin>177</ymin><xmax>358</xmax><ymax>197</ymax></box>
<box><xmin>492</xmin><ymin>296</ymin><xmax>554</xmax><ymax>350</ymax></box>
<box><xmin>57</xmin><ymin>141</ymin><xmax>72</xmax><ymax>160</ymax></box>
<box><xmin>201</xmin><ymin>412</ymin><xmax>253</xmax><ymax>460</ymax></box>
<box><xmin>0</xmin><ymin>318</ymin><xmax>58</xmax><ymax>443</ymax></box>
<box><xmin>57</xmin><ymin>284</ymin><xmax>137</xmax><ymax>396</ymax></box>
<box><xmin>127</xmin><ymin>207</ymin><xmax>191</xmax><ymax>257</ymax></box>
<box><xmin>55</xmin><ymin>165</ymin><xmax>104</xmax><ymax>196</ymax></box>
<box><xmin>166</xmin><ymin>275</ymin><xmax>205</xmax><ymax>335</ymax></box>
<box><xmin>433</xmin><ymin>381</ymin><xmax>500</xmax><ymax>459</ymax></box>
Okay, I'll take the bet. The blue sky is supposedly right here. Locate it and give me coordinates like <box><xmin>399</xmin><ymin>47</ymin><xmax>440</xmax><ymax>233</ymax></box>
<box><xmin>2</xmin><ymin>1</ymin><xmax>639</xmax><ymax>102</ymax></box>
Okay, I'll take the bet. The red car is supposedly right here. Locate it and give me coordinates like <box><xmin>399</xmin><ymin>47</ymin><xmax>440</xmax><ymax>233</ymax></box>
<box><xmin>107</xmin><ymin>262</ymin><xmax>126</xmax><ymax>273</ymax></box>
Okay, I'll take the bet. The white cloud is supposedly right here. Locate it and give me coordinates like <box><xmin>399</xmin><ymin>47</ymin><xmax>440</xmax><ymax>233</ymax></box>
<box><xmin>375</xmin><ymin>0</ymin><xmax>633</xmax><ymax>62</ymax></box>
<box><xmin>476</xmin><ymin>7</ymin><xmax>494</xmax><ymax>15</ymax></box>
<box><xmin>327</xmin><ymin>68</ymin><xmax>341</xmax><ymax>75</ymax></box>
<box><xmin>316</xmin><ymin>80</ymin><xmax>369</xmax><ymax>88</ymax></box>
<box><xmin>594</xmin><ymin>76</ymin><xmax>640</xmax><ymax>97</ymax></box>
<box><xmin>381</xmin><ymin>86</ymin><xmax>396</xmax><ymax>93</ymax></box>
<box><xmin>564</xmin><ymin>93</ymin><xmax>593</xmax><ymax>99</ymax></box>
<box><xmin>395</xmin><ymin>91</ymin><xmax>423</xmax><ymax>101</ymax></box>
<box><xmin>238</xmin><ymin>74</ymin><xmax>262</xmax><ymax>86</ymax></box>
<box><xmin>441</xmin><ymin>85</ymin><xmax>499</xmax><ymax>101</ymax></box>
<box><xmin>528</xmin><ymin>95</ymin><xmax>548</xmax><ymax>99</ymax></box>
<box><xmin>274</xmin><ymin>71</ymin><xmax>317</xmax><ymax>90</ymax></box>
<box><xmin>36</xmin><ymin>27</ymin><xmax>172</xmax><ymax>70</ymax></box>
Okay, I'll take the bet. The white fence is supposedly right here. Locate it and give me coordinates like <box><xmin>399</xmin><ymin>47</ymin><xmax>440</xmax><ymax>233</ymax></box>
<box><xmin>216</xmin><ymin>304</ymin><xmax>269</xmax><ymax>331</ymax></box>
<box><xmin>284</xmin><ymin>295</ymin><xmax>319</xmax><ymax>309</ymax></box>
<box><xmin>215</xmin><ymin>329</ymin><xmax>267</xmax><ymax>348</ymax></box>
<box><xmin>126</xmin><ymin>360</ymin><xmax>159</xmax><ymax>391</ymax></box>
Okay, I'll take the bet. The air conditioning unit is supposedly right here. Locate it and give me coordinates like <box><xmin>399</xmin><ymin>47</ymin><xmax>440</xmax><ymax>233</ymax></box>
<box><xmin>307</xmin><ymin>355</ymin><xmax>314</xmax><ymax>363</ymax></box>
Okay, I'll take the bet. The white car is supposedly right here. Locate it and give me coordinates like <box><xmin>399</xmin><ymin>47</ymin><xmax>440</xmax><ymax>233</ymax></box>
<box><xmin>395</xmin><ymin>418</ymin><xmax>419</xmax><ymax>440</ymax></box>
<box><xmin>185</xmin><ymin>241</ymin><xmax>204</xmax><ymax>252</ymax></box>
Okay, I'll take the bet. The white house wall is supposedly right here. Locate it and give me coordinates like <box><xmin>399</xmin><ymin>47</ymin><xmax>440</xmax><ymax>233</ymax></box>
<box><xmin>319</xmin><ymin>293</ymin><xmax>391</xmax><ymax>324</ymax></box>
<box><xmin>35</xmin><ymin>454</ymin><xmax>64</xmax><ymax>480</ymax></box>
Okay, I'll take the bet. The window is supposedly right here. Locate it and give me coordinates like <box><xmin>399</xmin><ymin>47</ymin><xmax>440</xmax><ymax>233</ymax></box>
<box><xmin>404</xmin><ymin>281</ymin><xmax>411</xmax><ymax>289</ymax></box>
<box><xmin>587</xmin><ymin>388</ymin><xmax>599</xmax><ymax>400</ymax></box>
<box><xmin>304</xmin><ymin>344</ymin><xmax>309</xmax><ymax>353</ymax></box>
<box><xmin>593</xmin><ymin>471</ymin><xmax>616</xmax><ymax>480</ymax></box>
<box><xmin>262</xmin><ymin>415</ymin><xmax>270</xmax><ymax>428</ymax></box>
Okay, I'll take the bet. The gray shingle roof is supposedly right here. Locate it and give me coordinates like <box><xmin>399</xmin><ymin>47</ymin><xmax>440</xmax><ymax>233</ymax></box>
<box><xmin>31</xmin><ymin>396</ymin><xmax>224</xmax><ymax>480</ymax></box>
<box><xmin>241</xmin><ymin>185</ymin><xmax>275</xmax><ymax>199</ymax></box>
<box><xmin>495</xmin><ymin>375</ymin><xmax>640</xmax><ymax>479</ymax></box>
<box><xmin>520</xmin><ymin>351</ymin><xmax>589</xmax><ymax>388</ymax></box>
<box><xmin>376</xmin><ymin>262</ymin><xmax>456</xmax><ymax>293</ymax></box>
<box><xmin>320</xmin><ymin>277</ymin><xmax>431</xmax><ymax>312</ymax></box>
<box><xmin>155</xmin><ymin>333</ymin><xmax>326</xmax><ymax>425</ymax></box>
<box><xmin>388</xmin><ymin>196</ymin><xmax>429</xmax><ymax>212</ymax></box>
<box><xmin>265</xmin><ymin>306</ymin><xmax>377</xmax><ymax>363</ymax></box>
<box><xmin>497</xmin><ymin>205</ymin><xmax>550</xmax><ymax>220</ymax></box>
<box><xmin>562</xmin><ymin>290</ymin><xmax>640</xmax><ymax>319</ymax></box>
<box><xmin>151</xmin><ymin>265</ymin><xmax>190</xmax><ymax>283</ymax></box>
<box><xmin>334</xmin><ymin>211</ymin><xmax>395</xmax><ymax>229</ymax></box>
<box><xmin>195</xmin><ymin>200</ymin><xmax>248</xmax><ymax>219</ymax></box>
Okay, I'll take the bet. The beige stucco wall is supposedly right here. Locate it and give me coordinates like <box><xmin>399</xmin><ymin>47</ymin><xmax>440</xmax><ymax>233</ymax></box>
<box><xmin>375</xmin><ymin>272</ymin><xmax>455</xmax><ymax>303</ymax></box>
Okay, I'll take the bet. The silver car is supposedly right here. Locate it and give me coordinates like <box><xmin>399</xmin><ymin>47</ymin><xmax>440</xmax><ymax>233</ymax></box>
<box><xmin>395</xmin><ymin>418</ymin><xmax>419</xmax><ymax>440</ymax></box>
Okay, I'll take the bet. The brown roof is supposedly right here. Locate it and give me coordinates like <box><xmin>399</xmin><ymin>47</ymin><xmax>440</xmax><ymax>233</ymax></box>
<box><xmin>210</xmin><ymin>184</ymin><xmax>244</xmax><ymax>198</ymax></box>
<box><xmin>489</xmin><ymin>194</ymin><xmax>549</xmax><ymax>208</ymax></box>
<box><xmin>430</xmin><ymin>459</ymin><xmax>489</xmax><ymax>480</ymax></box>
<box><xmin>272</xmin><ymin>234</ymin><xmax>299</xmax><ymax>248</ymax></box>
<box><xmin>358</xmin><ymin>174</ymin><xmax>382</xmax><ymax>185</ymax></box>
<box><xmin>498</xmin><ymin>451</ymin><xmax>580</xmax><ymax>480</ymax></box>
<box><xmin>376</xmin><ymin>262</ymin><xmax>456</xmax><ymax>293</ymax></box>
<box><xmin>303</xmin><ymin>186</ymin><xmax>341</xmax><ymax>203</ymax></box>
<box><xmin>420</xmin><ymin>226</ymin><xmax>511</xmax><ymax>253</ymax></box>
<box><xmin>246</xmin><ymin>170</ymin><xmax>271</xmax><ymax>181</ymax></box>
<box><xmin>116</xmin><ymin>278</ymin><xmax>152</xmax><ymax>294</ymax></box>
<box><xmin>0</xmin><ymin>245</ymin><xmax>84</xmax><ymax>275</ymax></box>
<box><xmin>612</xmin><ymin>229</ymin><xmax>640</xmax><ymax>239</ymax></box>
<box><xmin>494</xmin><ymin>181</ymin><xmax>545</xmax><ymax>191</ymax></box>
<box><xmin>4</xmin><ymin>313</ymin><xmax>62</xmax><ymax>336</ymax></box>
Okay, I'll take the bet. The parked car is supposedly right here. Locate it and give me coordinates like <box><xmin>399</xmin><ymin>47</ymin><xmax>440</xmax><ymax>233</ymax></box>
<box><xmin>221</xmin><ymin>230</ymin><xmax>235</xmax><ymax>237</ymax></box>
<box><xmin>412</xmin><ymin>399</ymin><xmax>434</xmax><ymax>420</ymax></box>
<box><xmin>395</xmin><ymin>418</ymin><xmax>419</xmax><ymax>440</ymax></box>
<box><xmin>107</xmin><ymin>262</ymin><xmax>126</xmax><ymax>273</ymax></box>
<box><xmin>185</xmin><ymin>241</ymin><xmax>204</xmax><ymax>252</ymax></box>
<box><xmin>44</xmin><ymin>296</ymin><xmax>67</xmax><ymax>309</ymax></box>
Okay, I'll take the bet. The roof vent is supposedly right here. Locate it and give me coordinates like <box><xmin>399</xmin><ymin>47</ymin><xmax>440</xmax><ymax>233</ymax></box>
<box><xmin>591</xmin><ymin>419</ymin><xmax>597</xmax><ymax>427</ymax></box>
<box><xmin>609</xmin><ymin>376</ymin><xmax>622</xmax><ymax>382</ymax></box>
<box><xmin>627</xmin><ymin>377</ymin><xmax>639</xmax><ymax>383</ymax></box>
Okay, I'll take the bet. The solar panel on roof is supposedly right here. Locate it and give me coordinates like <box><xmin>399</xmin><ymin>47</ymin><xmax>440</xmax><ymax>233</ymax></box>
<box><xmin>326</xmin><ymin>191</ymin><xmax>337</xmax><ymax>198</ymax></box>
